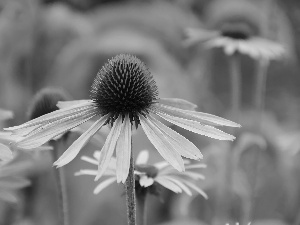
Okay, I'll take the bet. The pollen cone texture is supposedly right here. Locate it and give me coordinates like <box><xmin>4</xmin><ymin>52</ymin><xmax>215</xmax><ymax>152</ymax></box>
<box><xmin>90</xmin><ymin>54</ymin><xmax>158</xmax><ymax>126</ymax></box>
<box><xmin>28</xmin><ymin>88</ymin><xmax>69</xmax><ymax>120</ymax></box>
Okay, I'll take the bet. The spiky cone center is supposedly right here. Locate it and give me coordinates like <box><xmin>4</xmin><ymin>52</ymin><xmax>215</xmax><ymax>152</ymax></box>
<box><xmin>90</xmin><ymin>54</ymin><xmax>158</xmax><ymax>128</ymax></box>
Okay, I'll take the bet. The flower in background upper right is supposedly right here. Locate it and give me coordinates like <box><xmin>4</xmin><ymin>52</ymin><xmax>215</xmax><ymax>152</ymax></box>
<box><xmin>184</xmin><ymin>0</ymin><xmax>287</xmax><ymax>62</ymax></box>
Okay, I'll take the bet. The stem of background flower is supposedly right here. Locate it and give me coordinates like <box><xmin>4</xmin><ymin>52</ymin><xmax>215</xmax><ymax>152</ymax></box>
<box><xmin>229</xmin><ymin>53</ymin><xmax>241</xmax><ymax>127</ymax></box>
<box><xmin>242</xmin><ymin>59</ymin><xmax>270</xmax><ymax>224</ymax></box>
<box><xmin>213</xmin><ymin>53</ymin><xmax>242</xmax><ymax>225</ymax></box>
<box><xmin>136</xmin><ymin>189</ymin><xmax>148</xmax><ymax>225</ymax></box>
<box><xmin>50</xmin><ymin>140</ymin><xmax>69</xmax><ymax>225</ymax></box>
<box><xmin>125</xmin><ymin>147</ymin><xmax>136</xmax><ymax>225</ymax></box>
<box><xmin>254</xmin><ymin>59</ymin><xmax>269</xmax><ymax>127</ymax></box>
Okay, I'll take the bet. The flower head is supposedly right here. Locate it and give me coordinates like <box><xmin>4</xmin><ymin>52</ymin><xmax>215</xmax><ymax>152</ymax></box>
<box><xmin>185</xmin><ymin>23</ymin><xmax>285</xmax><ymax>61</ymax></box>
<box><xmin>5</xmin><ymin>54</ymin><xmax>240</xmax><ymax>183</ymax></box>
<box><xmin>76</xmin><ymin>150</ymin><xmax>207</xmax><ymax>198</ymax></box>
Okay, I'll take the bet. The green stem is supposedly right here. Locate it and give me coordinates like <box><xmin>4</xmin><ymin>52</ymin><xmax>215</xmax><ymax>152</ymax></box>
<box><xmin>137</xmin><ymin>190</ymin><xmax>148</xmax><ymax>225</ymax></box>
<box><xmin>50</xmin><ymin>141</ymin><xmax>69</xmax><ymax>225</ymax></box>
<box><xmin>125</xmin><ymin>152</ymin><xmax>136</xmax><ymax>225</ymax></box>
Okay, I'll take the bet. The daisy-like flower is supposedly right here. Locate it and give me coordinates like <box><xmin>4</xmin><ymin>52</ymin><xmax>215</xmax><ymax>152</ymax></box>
<box><xmin>5</xmin><ymin>54</ymin><xmax>240</xmax><ymax>183</ymax></box>
<box><xmin>76</xmin><ymin>150</ymin><xmax>208</xmax><ymax>198</ymax></box>
<box><xmin>185</xmin><ymin>22</ymin><xmax>285</xmax><ymax>61</ymax></box>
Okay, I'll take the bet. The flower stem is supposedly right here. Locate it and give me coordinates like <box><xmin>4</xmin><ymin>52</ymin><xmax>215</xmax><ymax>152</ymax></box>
<box><xmin>254</xmin><ymin>59</ymin><xmax>269</xmax><ymax>127</ymax></box>
<box><xmin>125</xmin><ymin>151</ymin><xmax>136</xmax><ymax>225</ymax></box>
<box><xmin>50</xmin><ymin>140</ymin><xmax>69</xmax><ymax>225</ymax></box>
<box><xmin>137</xmin><ymin>189</ymin><xmax>148</xmax><ymax>225</ymax></box>
<box><xmin>229</xmin><ymin>53</ymin><xmax>241</xmax><ymax>126</ymax></box>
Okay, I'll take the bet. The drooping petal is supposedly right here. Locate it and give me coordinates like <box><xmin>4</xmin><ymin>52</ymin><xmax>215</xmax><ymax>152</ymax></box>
<box><xmin>54</xmin><ymin>115</ymin><xmax>109</xmax><ymax>167</ymax></box>
<box><xmin>154</xmin><ymin>104</ymin><xmax>240</xmax><ymax>127</ymax></box>
<box><xmin>147</xmin><ymin>115</ymin><xmax>202</xmax><ymax>160</ymax></box>
<box><xmin>116</xmin><ymin>115</ymin><xmax>132</xmax><ymax>183</ymax></box>
<box><xmin>157</xmin><ymin>98</ymin><xmax>197</xmax><ymax>111</ymax></box>
<box><xmin>75</xmin><ymin>170</ymin><xmax>98</xmax><ymax>176</ymax></box>
<box><xmin>94</xmin><ymin>177</ymin><xmax>117</xmax><ymax>194</ymax></box>
<box><xmin>0</xmin><ymin>144</ymin><xmax>13</xmax><ymax>161</ymax></box>
<box><xmin>185</xmin><ymin>164</ymin><xmax>207</xmax><ymax>170</ymax></box>
<box><xmin>135</xmin><ymin>150</ymin><xmax>149</xmax><ymax>165</ymax></box>
<box><xmin>155</xmin><ymin>177</ymin><xmax>182</xmax><ymax>193</ymax></box>
<box><xmin>81</xmin><ymin>156</ymin><xmax>98</xmax><ymax>165</ymax></box>
<box><xmin>181</xmin><ymin>179</ymin><xmax>208</xmax><ymax>199</ymax></box>
<box><xmin>57</xmin><ymin>100</ymin><xmax>93</xmax><ymax>109</ymax></box>
<box><xmin>95</xmin><ymin>116</ymin><xmax>123</xmax><ymax>180</ymax></box>
<box><xmin>156</xmin><ymin>111</ymin><xmax>235</xmax><ymax>141</ymax></box>
<box><xmin>140</xmin><ymin>115</ymin><xmax>184</xmax><ymax>172</ymax></box>
<box><xmin>16</xmin><ymin>112</ymin><xmax>97</xmax><ymax>149</ymax></box>
<box><xmin>5</xmin><ymin>100</ymin><xmax>96</xmax><ymax>134</ymax></box>
<box><xmin>179</xmin><ymin>171</ymin><xmax>205</xmax><ymax>180</ymax></box>
<box><xmin>162</xmin><ymin>176</ymin><xmax>192</xmax><ymax>196</ymax></box>
<box><xmin>184</xmin><ymin>28</ymin><xmax>219</xmax><ymax>47</ymax></box>
<box><xmin>94</xmin><ymin>151</ymin><xmax>117</xmax><ymax>171</ymax></box>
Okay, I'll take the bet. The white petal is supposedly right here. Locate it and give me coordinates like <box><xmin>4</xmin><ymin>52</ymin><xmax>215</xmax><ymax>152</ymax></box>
<box><xmin>93</xmin><ymin>177</ymin><xmax>117</xmax><ymax>194</ymax></box>
<box><xmin>116</xmin><ymin>115</ymin><xmax>132</xmax><ymax>183</ymax></box>
<box><xmin>94</xmin><ymin>151</ymin><xmax>117</xmax><ymax>171</ymax></box>
<box><xmin>180</xmin><ymin>171</ymin><xmax>205</xmax><ymax>180</ymax></box>
<box><xmin>140</xmin><ymin>115</ymin><xmax>184</xmax><ymax>172</ymax></box>
<box><xmin>139</xmin><ymin>175</ymin><xmax>154</xmax><ymax>187</ymax></box>
<box><xmin>17</xmin><ymin>112</ymin><xmax>96</xmax><ymax>149</ymax></box>
<box><xmin>95</xmin><ymin>116</ymin><xmax>123</xmax><ymax>180</ymax></box>
<box><xmin>75</xmin><ymin>169</ymin><xmax>98</xmax><ymax>176</ymax></box>
<box><xmin>147</xmin><ymin>115</ymin><xmax>202</xmax><ymax>160</ymax></box>
<box><xmin>155</xmin><ymin>177</ymin><xmax>182</xmax><ymax>193</ymax></box>
<box><xmin>153</xmin><ymin>161</ymin><xmax>171</xmax><ymax>170</ymax></box>
<box><xmin>181</xmin><ymin>180</ymin><xmax>208</xmax><ymax>199</ymax></box>
<box><xmin>54</xmin><ymin>115</ymin><xmax>109</xmax><ymax>167</ymax></box>
<box><xmin>157</xmin><ymin>98</ymin><xmax>197</xmax><ymax>111</ymax></box>
<box><xmin>81</xmin><ymin>156</ymin><xmax>98</xmax><ymax>165</ymax></box>
<box><xmin>0</xmin><ymin>144</ymin><xmax>13</xmax><ymax>161</ymax></box>
<box><xmin>156</xmin><ymin>111</ymin><xmax>235</xmax><ymax>141</ymax></box>
<box><xmin>5</xmin><ymin>100</ymin><xmax>96</xmax><ymax>134</ymax></box>
<box><xmin>185</xmin><ymin>164</ymin><xmax>207</xmax><ymax>169</ymax></box>
<box><xmin>136</xmin><ymin>150</ymin><xmax>149</xmax><ymax>165</ymax></box>
<box><xmin>57</xmin><ymin>100</ymin><xmax>93</xmax><ymax>109</ymax></box>
<box><xmin>163</xmin><ymin>176</ymin><xmax>192</xmax><ymax>196</ymax></box>
<box><xmin>154</xmin><ymin>104</ymin><xmax>240</xmax><ymax>127</ymax></box>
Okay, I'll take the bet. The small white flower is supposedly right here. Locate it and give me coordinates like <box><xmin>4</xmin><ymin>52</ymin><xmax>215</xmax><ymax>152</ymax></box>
<box><xmin>76</xmin><ymin>150</ymin><xmax>208</xmax><ymax>199</ymax></box>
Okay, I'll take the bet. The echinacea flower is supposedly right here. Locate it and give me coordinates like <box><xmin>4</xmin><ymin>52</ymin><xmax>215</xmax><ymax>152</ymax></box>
<box><xmin>5</xmin><ymin>54</ymin><xmax>240</xmax><ymax>183</ymax></box>
<box><xmin>76</xmin><ymin>150</ymin><xmax>207</xmax><ymax>198</ymax></box>
<box><xmin>185</xmin><ymin>23</ymin><xmax>285</xmax><ymax>61</ymax></box>
<box><xmin>0</xmin><ymin>158</ymin><xmax>31</xmax><ymax>202</ymax></box>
